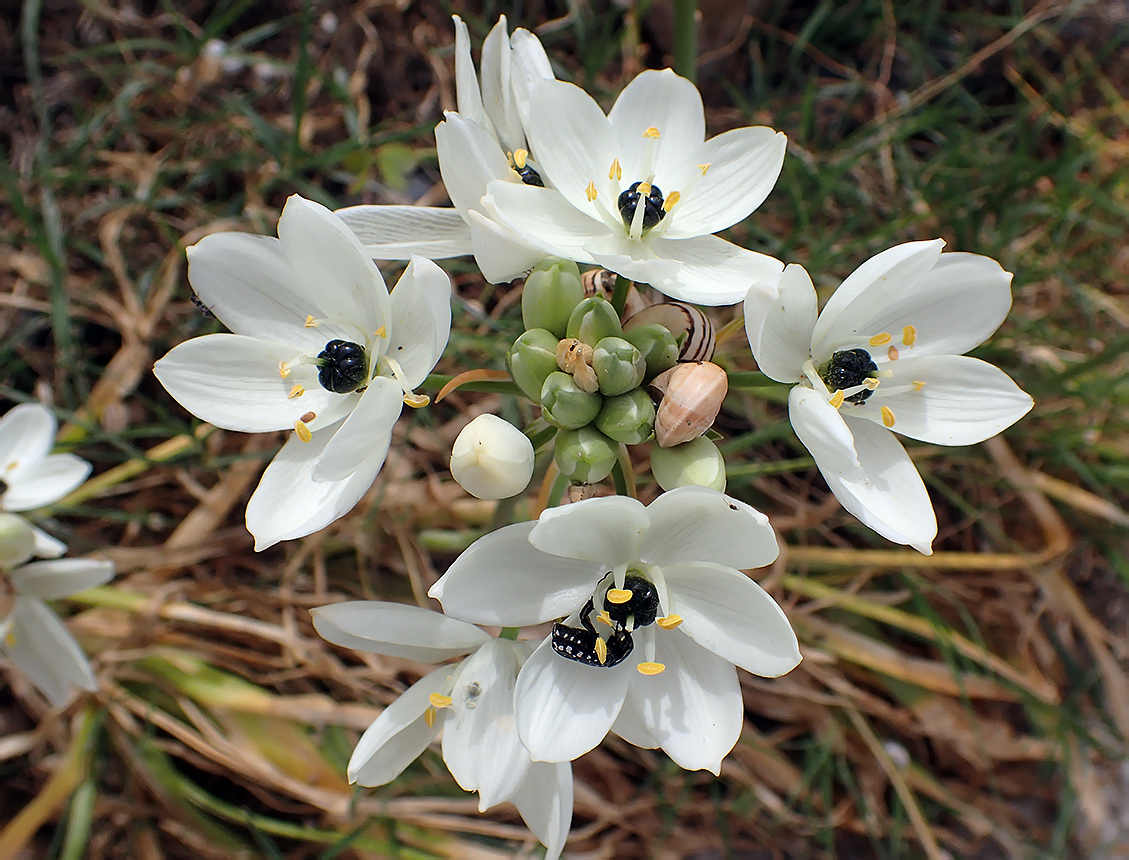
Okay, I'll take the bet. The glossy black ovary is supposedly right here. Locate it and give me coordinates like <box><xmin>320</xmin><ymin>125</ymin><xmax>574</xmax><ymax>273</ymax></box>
<box><xmin>604</xmin><ymin>575</ymin><xmax>660</xmax><ymax>630</ymax></box>
<box><xmin>617</xmin><ymin>181</ymin><xmax>666</xmax><ymax>231</ymax></box>
<box><xmin>822</xmin><ymin>348</ymin><xmax>878</xmax><ymax>405</ymax></box>
<box><xmin>317</xmin><ymin>340</ymin><xmax>368</xmax><ymax>394</ymax></box>
<box><xmin>518</xmin><ymin>165</ymin><xmax>544</xmax><ymax>187</ymax></box>
<box><xmin>551</xmin><ymin>621</ymin><xmax>634</xmax><ymax>667</ymax></box>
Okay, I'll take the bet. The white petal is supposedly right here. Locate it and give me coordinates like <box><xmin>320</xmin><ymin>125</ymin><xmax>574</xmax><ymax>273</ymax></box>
<box><xmin>663</xmin><ymin>127</ymin><xmax>787</xmax><ymax>238</ymax></box>
<box><xmin>348</xmin><ymin>667</ymin><xmax>450</xmax><ymax>786</ymax></box>
<box><xmin>0</xmin><ymin>514</ymin><xmax>36</xmax><ymax>567</ymax></box>
<box><xmin>276</xmin><ymin>195</ymin><xmax>391</xmax><ymax>334</ymax></box>
<box><xmin>513</xmin><ymin>761</ymin><xmax>573</xmax><ymax>860</ymax></box>
<box><xmin>611</xmin><ymin>695</ymin><xmax>659</xmax><ymax>749</ymax></box>
<box><xmin>624</xmin><ymin>632</ymin><xmax>742</xmax><ymax>774</ymax></box>
<box><xmin>530</xmin><ymin>495</ymin><xmax>649</xmax><ymax>567</ymax></box>
<box><xmin>480</xmin><ymin>17</ymin><xmax>525</xmax><ymax>153</ymax></box>
<box><xmin>467</xmin><ymin>210</ymin><xmax>550</xmax><ymax>284</ymax></box>
<box><xmin>584</xmin><ymin>234</ymin><xmax>683</xmax><ymax>285</ymax></box>
<box><xmin>484</xmin><ymin>181</ymin><xmax>604</xmax><ymax>262</ymax></box>
<box><xmin>4</xmin><ymin>597</ymin><xmax>97</xmax><ymax>706</ymax></box>
<box><xmin>639</xmin><ymin>486</ymin><xmax>779</xmax><ymax>570</ymax></box>
<box><xmin>0</xmin><ymin>403</ymin><xmax>55</xmax><ymax>475</ymax></box>
<box><xmin>442</xmin><ymin>639</ymin><xmax>531</xmax><ymax>810</ymax></box>
<box><xmin>428</xmin><ymin>522</ymin><xmax>600</xmax><ymax>626</ymax></box>
<box><xmin>334</xmin><ymin>205</ymin><xmax>473</xmax><ymax>259</ymax></box>
<box><xmin>2</xmin><ymin>454</ymin><xmax>90</xmax><ymax>511</ymax></box>
<box><xmin>153</xmin><ymin>334</ymin><xmax>355</xmax><ymax>433</ymax></box>
<box><xmin>747</xmin><ymin>263</ymin><xmax>817</xmax><ymax>383</ymax></box>
<box><xmin>851</xmin><ymin>355</ymin><xmax>1033</xmax><ymax>445</ymax></box>
<box><xmin>9</xmin><ymin>559</ymin><xmax>114</xmax><ymax>599</ymax></box>
<box><xmin>810</xmin><ymin>239</ymin><xmax>944</xmax><ymax>361</ymax></box>
<box><xmin>245</xmin><ymin>425</ymin><xmax>388</xmax><ymax>550</ymax></box>
<box><xmin>608</xmin><ymin>70</ymin><xmax>704</xmax><ymax>185</ymax></box>
<box><xmin>514</xmin><ymin>637</ymin><xmax>631</xmax><ymax>762</ymax></box>
<box><xmin>509</xmin><ymin>28</ymin><xmax>554</xmax><ymax>133</ymax></box>
<box><xmin>664</xmin><ymin>561</ymin><xmax>801</xmax><ymax>677</ymax></box>
<box><xmin>385</xmin><ymin>256</ymin><xmax>452</xmax><ymax>388</ymax></box>
<box><xmin>312</xmin><ymin>379</ymin><xmax>401</xmax><ymax>483</ymax></box>
<box><xmin>436</xmin><ymin>113</ymin><xmax>514</xmax><ymax>217</ymax></box>
<box><xmin>310</xmin><ymin>601</ymin><xmax>490</xmax><ymax>662</ymax></box>
<box><xmin>527</xmin><ymin>80</ymin><xmax>619</xmax><ymax>217</ymax></box>
<box><xmin>823</xmin><ymin>415</ymin><xmax>937</xmax><ymax>554</ymax></box>
<box><xmin>646</xmin><ymin>234</ymin><xmax>783</xmax><ymax>306</ymax></box>
<box><xmin>452</xmin><ymin>15</ymin><xmax>485</xmax><ymax>126</ymax></box>
<box><xmin>788</xmin><ymin>386</ymin><xmax>863</xmax><ymax>479</ymax></box>
<box><xmin>30</xmin><ymin>525</ymin><xmax>67</xmax><ymax>559</ymax></box>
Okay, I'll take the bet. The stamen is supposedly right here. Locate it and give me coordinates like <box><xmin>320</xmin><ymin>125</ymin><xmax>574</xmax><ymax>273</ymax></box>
<box><xmin>880</xmin><ymin>406</ymin><xmax>896</xmax><ymax>427</ymax></box>
<box><xmin>305</xmin><ymin>314</ymin><xmax>318</xmax><ymax>328</ymax></box>
<box><xmin>663</xmin><ymin>191</ymin><xmax>681</xmax><ymax>212</ymax></box>
<box><xmin>637</xmin><ymin>662</ymin><xmax>666</xmax><ymax>675</ymax></box>
<box><xmin>403</xmin><ymin>392</ymin><xmax>430</xmax><ymax>408</ymax></box>
<box><xmin>636</xmin><ymin>181</ymin><xmax>652</xmax><ymax>195</ymax></box>
<box><xmin>606</xmin><ymin>588</ymin><xmax>633</xmax><ymax>604</ymax></box>
<box><xmin>608</xmin><ymin>158</ymin><xmax>622</xmax><ymax>181</ymax></box>
<box><xmin>657</xmin><ymin>614</ymin><xmax>683</xmax><ymax>630</ymax></box>
<box><xmin>424</xmin><ymin>707</ymin><xmax>436</xmax><ymax>728</ymax></box>
<box><xmin>429</xmin><ymin>692</ymin><xmax>453</xmax><ymax>709</ymax></box>
<box><xmin>913</xmin><ymin>379</ymin><xmax>926</xmax><ymax>391</ymax></box>
<box><xmin>374</xmin><ymin>326</ymin><xmax>386</xmax><ymax>338</ymax></box>
<box><xmin>294</xmin><ymin>419</ymin><xmax>312</xmax><ymax>442</ymax></box>
<box><xmin>902</xmin><ymin>325</ymin><xmax>917</xmax><ymax>347</ymax></box>
<box><xmin>513</xmin><ymin>148</ymin><xmax>529</xmax><ymax>169</ymax></box>
<box><xmin>642</xmin><ymin>127</ymin><xmax>661</xmax><ymax>139</ymax></box>
<box><xmin>829</xmin><ymin>390</ymin><xmax>845</xmax><ymax>409</ymax></box>
<box><xmin>595</xmin><ymin>637</ymin><xmax>608</xmax><ymax>665</ymax></box>
<box><xmin>278</xmin><ymin>361</ymin><xmax>292</xmax><ymax>379</ymax></box>
<box><xmin>698</xmin><ymin>163</ymin><xmax>711</xmax><ymax>175</ymax></box>
<box><xmin>863</xmin><ymin>378</ymin><xmax>881</xmax><ymax>390</ymax></box>
<box><xmin>586</xmin><ymin>182</ymin><xmax>598</xmax><ymax>202</ymax></box>
<box><xmin>868</xmin><ymin>332</ymin><xmax>892</xmax><ymax>346</ymax></box>
<box><xmin>287</xmin><ymin>384</ymin><xmax>305</xmax><ymax>399</ymax></box>
<box><xmin>887</xmin><ymin>345</ymin><xmax>900</xmax><ymax>361</ymax></box>
<box><xmin>596</xmin><ymin>610</ymin><xmax>615</xmax><ymax>628</ymax></box>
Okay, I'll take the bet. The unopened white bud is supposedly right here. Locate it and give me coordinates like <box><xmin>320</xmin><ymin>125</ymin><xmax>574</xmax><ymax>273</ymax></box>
<box><xmin>0</xmin><ymin>514</ymin><xmax>36</xmax><ymax>568</ymax></box>
<box><xmin>450</xmin><ymin>415</ymin><xmax>535</xmax><ymax>500</ymax></box>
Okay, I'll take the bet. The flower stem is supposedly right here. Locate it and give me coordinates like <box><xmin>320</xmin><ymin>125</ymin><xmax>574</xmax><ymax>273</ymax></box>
<box><xmin>498</xmin><ymin>627</ymin><xmax>520</xmax><ymax>640</ymax></box>
<box><xmin>610</xmin><ymin>275</ymin><xmax>632</xmax><ymax>319</ymax></box>
<box><xmin>672</xmin><ymin>0</ymin><xmax>699</xmax><ymax>82</ymax></box>
<box><xmin>611</xmin><ymin>446</ymin><xmax>637</xmax><ymax>498</ymax></box>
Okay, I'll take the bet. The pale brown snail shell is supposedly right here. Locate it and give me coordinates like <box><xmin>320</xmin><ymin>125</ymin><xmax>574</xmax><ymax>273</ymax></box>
<box><xmin>648</xmin><ymin>361</ymin><xmax>728</xmax><ymax>448</ymax></box>
<box><xmin>623</xmin><ymin>301</ymin><xmax>715</xmax><ymax>363</ymax></box>
<box><xmin>581</xmin><ymin>268</ymin><xmax>648</xmax><ymax>319</ymax></box>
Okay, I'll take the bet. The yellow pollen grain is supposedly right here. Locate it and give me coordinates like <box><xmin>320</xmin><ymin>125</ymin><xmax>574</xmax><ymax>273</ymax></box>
<box><xmin>424</xmin><ymin>707</ymin><xmax>436</xmax><ymax>728</ymax></box>
<box><xmin>278</xmin><ymin>361</ymin><xmax>291</xmax><ymax>378</ymax></box>
<box><xmin>595</xmin><ymin>637</ymin><xmax>608</xmax><ymax>665</ymax></box>
<box><xmin>287</xmin><ymin>384</ymin><xmax>305</xmax><ymax>399</ymax></box>
<box><xmin>698</xmin><ymin>162</ymin><xmax>711</xmax><ymax>175</ymax></box>
<box><xmin>664</xmin><ymin>190</ymin><xmax>681</xmax><ymax>211</ymax></box>
<box><xmin>902</xmin><ymin>324</ymin><xmax>917</xmax><ymax>347</ymax></box>
<box><xmin>829</xmin><ymin>390</ymin><xmax>845</xmax><ymax>409</ymax></box>
<box><xmin>586</xmin><ymin>181</ymin><xmax>598</xmax><ymax>202</ymax></box>
<box><xmin>305</xmin><ymin>314</ymin><xmax>318</xmax><ymax>328</ymax></box>
<box><xmin>596</xmin><ymin>610</ymin><xmax>615</xmax><ymax>628</ymax></box>
<box><xmin>637</xmin><ymin>662</ymin><xmax>666</xmax><ymax>675</ymax></box>
<box><xmin>643</xmin><ymin>126</ymin><xmax>661</xmax><ymax>139</ymax></box>
<box><xmin>429</xmin><ymin>692</ymin><xmax>453</xmax><ymax>709</ymax></box>
<box><xmin>913</xmin><ymin>379</ymin><xmax>926</xmax><ymax>391</ymax></box>
<box><xmin>869</xmin><ymin>332</ymin><xmax>892</xmax><ymax>346</ymax></box>
<box><xmin>887</xmin><ymin>345</ymin><xmax>900</xmax><ymax>361</ymax></box>
<box><xmin>513</xmin><ymin>148</ymin><xmax>529</xmax><ymax>169</ymax></box>
<box><xmin>403</xmin><ymin>392</ymin><xmax>430</xmax><ymax>408</ymax></box>
<box><xmin>658</xmin><ymin>614</ymin><xmax>683</xmax><ymax>630</ymax></box>
<box><xmin>608</xmin><ymin>158</ymin><xmax>622</xmax><ymax>181</ymax></box>
<box><xmin>606</xmin><ymin>588</ymin><xmax>633</xmax><ymax>604</ymax></box>
<box><xmin>881</xmin><ymin>406</ymin><xmax>896</xmax><ymax>428</ymax></box>
<box><xmin>294</xmin><ymin>419</ymin><xmax>312</xmax><ymax>442</ymax></box>
<box><xmin>374</xmin><ymin>325</ymin><xmax>386</xmax><ymax>338</ymax></box>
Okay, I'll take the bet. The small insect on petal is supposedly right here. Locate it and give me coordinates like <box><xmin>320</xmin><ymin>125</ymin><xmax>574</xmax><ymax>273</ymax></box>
<box><xmin>636</xmin><ymin>662</ymin><xmax>666</xmax><ymax>675</ymax></box>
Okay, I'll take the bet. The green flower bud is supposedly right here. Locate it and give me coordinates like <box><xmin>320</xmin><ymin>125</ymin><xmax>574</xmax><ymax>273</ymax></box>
<box><xmin>0</xmin><ymin>513</ymin><xmax>36</xmax><ymax>568</ymax></box>
<box><xmin>650</xmin><ymin>436</ymin><xmax>727</xmax><ymax>492</ymax></box>
<box><xmin>522</xmin><ymin>259</ymin><xmax>585</xmax><ymax>338</ymax></box>
<box><xmin>592</xmin><ymin>336</ymin><xmax>646</xmax><ymax>396</ymax></box>
<box><xmin>507</xmin><ymin>328</ymin><xmax>560</xmax><ymax>402</ymax></box>
<box><xmin>565</xmin><ymin>295</ymin><xmax>622</xmax><ymax>346</ymax></box>
<box><xmin>624</xmin><ymin>323</ymin><xmax>678</xmax><ymax>379</ymax></box>
<box><xmin>540</xmin><ymin>371</ymin><xmax>603</xmax><ymax>429</ymax></box>
<box><xmin>553</xmin><ymin>426</ymin><xmax>618</xmax><ymax>484</ymax></box>
<box><xmin>595</xmin><ymin>389</ymin><xmax>655</xmax><ymax>445</ymax></box>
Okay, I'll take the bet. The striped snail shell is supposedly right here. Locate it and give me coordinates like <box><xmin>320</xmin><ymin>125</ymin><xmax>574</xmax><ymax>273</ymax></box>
<box><xmin>623</xmin><ymin>301</ymin><xmax>715</xmax><ymax>363</ymax></box>
<box><xmin>581</xmin><ymin>268</ymin><xmax>648</xmax><ymax>319</ymax></box>
<box><xmin>648</xmin><ymin>361</ymin><xmax>728</xmax><ymax>448</ymax></box>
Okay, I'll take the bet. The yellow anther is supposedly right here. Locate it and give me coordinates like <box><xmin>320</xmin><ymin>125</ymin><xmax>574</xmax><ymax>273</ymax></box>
<box><xmin>305</xmin><ymin>314</ymin><xmax>318</xmax><ymax>328</ymax></box>
<box><xmin>608</xmin><ymin>158</ymin><xmax>622</xmax><ymax>181</ymax></box>
<box><xmin>863</xmin><ymin>378</ymin><xmax>881</xmax><ymax>390</ymax></box>
<box><xmin>698</xmin><ymin>163</ymin><xmax>711</xmax><ymax>175</ymax></box>
<box><xmin>643</xmin><ymin>126</ymin><xmax>661</xmax><ymax>139</ymax></box>
<box><xmin>424</xmin><ymin>707</ymin><xmax>436</xmax><ymax>728</ymax></box>
<box><xmin>596</xmin><ymin>610</ymin><xmax>615</xmax><ymax>628</ymax></box>
<box><xmin>5</xmin><ymin>629</ymin><xmax>15</xmax><ymax>647</ymax></box>
<box><xmin>880</xmin><ymin>406</ymin><xmax>896</xmax><ymax>428</ymax></box>
<box><xmin>586</xmin><ymin>182</ymin><xmax>598</xmax><ymax>202</ymax></box>
<box><xmin>513</xmin><ymin>148</ymin><xmax>529</xmax><ymax>169</ymax></box>
<box><xmin>902</xmin><ymin>324</ymin><xmax>917</xmax><ymax>347</ymax></box>
<box><xmin>912</xmin><ymin>379</ymin><xmax>926</xmax><ymax>391</ymax></box>
<box><xmin>887</xmin><ymin>345</ymin><xmax>900</xmax><ymax>361</ymax></box>
<box><xmin>606</xmin><ymin>588</ymin><xmax>633</xmax><ymax>604</ymax></box>
<box><xmin>869</xmin><ymin>332</ymin><xmax>892</xmax><ymax>346</ymax></box>
<box><xmin>595</xmin><ymin>637</ymin><xmax>608</xmax><ymax>665</ymax></box>
<box><xmin>278</xmin><ymin>360</ymin><xmax>292</xmax><ymax>379</ymax></box>
<box><xmin>829</xmin><ymin>390</ymin><xmax>845</xmax><ymax>409</ymax></box>
<box><xmin>374</xmin><ymin>325</ymin><xmax>386</xmax><ymax>338</ymax></box>
<box><xmin>658</xmin><ymin>614</ymin><xmax>683</xmax><ymax>630</ymax></box>
<box><xmin>287</xmin><ymin>384</ymin><xmax>305</xmax><ymax>399</ymax></box>
<box><xmin>403</xmin><ymin>392</ymin><xmax>430</xmax><ymax>408</ymax></box>
<box><xmin>663</xmin><ymin>190</ymin><xmax>681</xmax><ymax>211</ymax></box>
<box><xmin>294</xmin><ymin>419</ymin><xmax>312</xmax><ymax>442</ymax></box>
<box><xmin>636</xmin><ymin>662</ymin><xmax>666</xmax><ymax>675</ymax></box>
<box><xmin>637</xmin><ymin>182</ymin><xmax>652</xmax><ymax>196</ymax></box>
<box><xmin>429</xmin><ymin>692</ymin><xmax>453</xmax><ymax>709</ymax></box>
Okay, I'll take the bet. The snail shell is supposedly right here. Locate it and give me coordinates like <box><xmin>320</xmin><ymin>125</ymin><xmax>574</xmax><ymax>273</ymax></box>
<box><xmin>648</xmin><ymin>361</ymin><xmax>728</xmax><ymax>448</ymax></box>
<box><xmin>623</xmin><ymin>302</ymin><xmax>715</xmax><ymax>363</ymax></box>
<box><xmin>581</xmin><ymin>268</ymin><xmax>648</xmax><ymax>319</ymax></box>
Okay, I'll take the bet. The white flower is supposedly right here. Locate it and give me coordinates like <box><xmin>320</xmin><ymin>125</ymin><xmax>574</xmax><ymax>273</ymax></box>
<box><xmin>450</xmin><ymin>414</ymin><xmax>535</xmax><ymax>500</ymax></box>
<box><xmin>0</xmin><ymin>402</ymin><xmax>92</xmax><ymax>558</ymax></box>
<box><xmin>311</xmin><ymin>601</ymin><xmax>571</xmax><ymax>860</ymax></box>
<box><xmin>336</xmin><ymin>16</ymin><xmax>559</xmax><ymax>283</ymax></box>
<box><xmin>744</xmin><ymin>240</ymin><xmax>1034</xmax><ymax>554</ymax></box>
<box><xmin>428</xmin><ymin>486</ymin><xmax>801</xmax><ymax>772</ymax></box>
<box><xmin>1</xmin><ymin>514</ymin><xmax>114</xmax><ymax>706</ymax></box>
<box><xmin>154</xmin><ymin>195</ymin><xmax>451</xmax><ymax>550</ymax></box>
<box><xmin>480</xmin><ymin>69</ymin><xmax>787</xmax><ymax>305</ymax></box>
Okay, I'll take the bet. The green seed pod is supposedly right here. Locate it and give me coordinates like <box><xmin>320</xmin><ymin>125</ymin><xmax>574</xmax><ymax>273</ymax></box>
<box><xmin>540</xmin><ymin>371</ymin><xmax>603</xmax><ymax>430</ymax></box>
<box><xmin>553</xmin><ymin>425</ymin><xmax>619</xmax><ymax>484</ymax></box>
<box><xmin>595</xmin><ymin>388</ymin><xmax>655</xmax><ymax>445</ymax></box>
<box><xmin>565</xmin><ymin>295</ymin><xmax>622</xmax><ymax>346</ymax></box>
<box><xmin>507</xmin><ymin>328</ymin><xmax>560</xmax><ymax>402</ymax></box>
<box><xmin>623</xmin><ymin>323</ymin><xmax>679</xmax><ymax>379</ymax></box>
<box><xmin>650</xmin><ymin>436</ymin><xmax>727</xmax><ymax>492</ymax></box>
<box><xmin>592</xmin><ymin>336</ymin><xmax>646</xmax><ymax>397</ymax></box>
<box><xmin>522</xmin><ymin>259</ymin><xmax>585</xmax><ymax>338</ymax></box>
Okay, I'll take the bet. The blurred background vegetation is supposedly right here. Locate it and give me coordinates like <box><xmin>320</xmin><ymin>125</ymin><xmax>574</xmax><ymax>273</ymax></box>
<box><xmin>1</xmin><ymin>0</ymin><xmax>1127</xmax><ymax>857</ymax></box>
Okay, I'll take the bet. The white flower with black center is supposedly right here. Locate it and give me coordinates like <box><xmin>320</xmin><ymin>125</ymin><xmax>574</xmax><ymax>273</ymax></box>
<box><xmin>311</xmin><ymin>601</ymin><xmax>571</xmax><ymax>860</ymax></box>
<box><xmin>744</xmin><ymin>239</ymin><xmax>1034</xmax><ymax>554</ymax></box>
<box><xmin>428</xmin><ymin>486</ymin><xmax>801</xmax><ymax>772</ymax></box>
<box><xmin>154</xmin><ymin>195</ymin><xmax>451</xmax><ymax>550</ymax></box>
<box><xmin>480</xmin><ymin>69</ymin><xmax>788</xmax><ymax>305</ymax></box>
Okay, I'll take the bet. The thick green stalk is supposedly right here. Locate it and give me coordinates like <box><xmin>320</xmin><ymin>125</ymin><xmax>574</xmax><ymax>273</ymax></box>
<box><xmin>672</xmin><ymin>0</ymin><xmax>699</xmax><ymax>82</ymax></box>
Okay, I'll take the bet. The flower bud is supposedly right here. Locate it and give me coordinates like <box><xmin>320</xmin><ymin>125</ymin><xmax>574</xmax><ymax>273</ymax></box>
<box><xmin>623</xmin><ymin>323</ymin><xmax>679</xmax><ymax>379</ymax></box>
<box><xmin>565</xmin><ymin>295</ymin><xmax>622</xmax><ymax>346</ymax></box>
<box><xmin>507</xmin><ymin>328</ymin><xmax>560</xmax><ymax>402</ymax></box>
<box><xmin>553</xmin><ymin>426</ymin><xmax>618</xmax><ymax>484</ymax></box>
<box><xmin>450</xmin><ymin>414</ymin><xmax>535</xmax><ymax>500</ymax></box>
<box><xmin>540</xmin><ymin>371</ymin><xmax>602</xmax><ymax>429</ymax></box>
<box><xmin>650</xmin><ymin>437</ymin><xmax>727</xmax><ymax>492</ymax></box>
<box><xmin>595</xmin><ymin>389</ymin><xmax>655</xmax><ymax>445</ymax></box>
<box><xmin>522</xmin><ymin>259</ymin><xmax>585</xmax><ymax>338</ymax></box>
<box><xmin>0</xmin><ymin>513</ymin><xmax>36</xmax><ymax>568</ymax></box>
<box><xmin>592</xmin><ymin>336</ymin><xmax>646</xmax><ymax>397</ymax></box>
